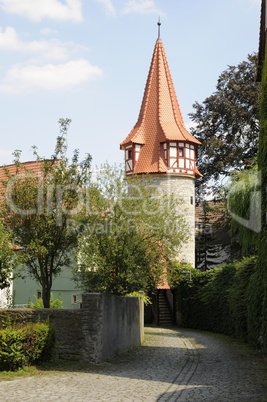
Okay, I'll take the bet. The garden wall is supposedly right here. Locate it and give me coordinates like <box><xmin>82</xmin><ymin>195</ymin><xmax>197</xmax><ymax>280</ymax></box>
<box><xmin>0</xmin><ymin>293</ymin><xmax>144</xmax><ymax>363</ymax></box>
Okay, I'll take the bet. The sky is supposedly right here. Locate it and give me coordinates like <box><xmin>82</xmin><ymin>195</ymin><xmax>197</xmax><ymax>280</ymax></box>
<box><xmin>0</xmin><ymin>0</ymin><xmax>262</xmax><ymax>170</ymax></box>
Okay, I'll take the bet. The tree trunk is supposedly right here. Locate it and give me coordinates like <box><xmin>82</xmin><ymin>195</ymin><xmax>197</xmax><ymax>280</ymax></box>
<box><xmin>42</xmin><ymin>285</ymin><xmax>51</xmax><ymax>308</ymax></box>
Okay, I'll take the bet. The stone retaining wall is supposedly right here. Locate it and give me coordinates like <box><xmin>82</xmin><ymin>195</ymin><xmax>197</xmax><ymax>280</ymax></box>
<box><xmin>0</xmin><ymin>293</ymin><xmax>144</xmax><ymax>363</ymax></box>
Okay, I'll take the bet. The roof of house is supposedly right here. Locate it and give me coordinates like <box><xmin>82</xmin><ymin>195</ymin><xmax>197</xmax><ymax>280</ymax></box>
<box><xmin>256</xmin><ymin>0</ymin><xmax>266</xmax><ymax>81</ymax></box>
<box><xmin>120</xmin><ymin>38</ymin><xmax>201</xmax><ymax>175</ymax></box>
<box><xmin>0</xmin><ymin>160</ymin><xmax>46</xmax><ymax>194</ymax></box>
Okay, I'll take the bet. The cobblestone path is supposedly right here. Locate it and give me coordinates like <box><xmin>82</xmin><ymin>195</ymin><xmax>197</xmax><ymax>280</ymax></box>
<box><xmin>0</xmin><ymin>327</ymin><xmax>266</xmax><ymax>401</ymax></box>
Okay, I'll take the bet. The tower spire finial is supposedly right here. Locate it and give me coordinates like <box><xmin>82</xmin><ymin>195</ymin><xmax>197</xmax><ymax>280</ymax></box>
<box><xmin>157</xmin><ymin>17</ymin><xmax>161</xmax><ymax>39</ymax></box>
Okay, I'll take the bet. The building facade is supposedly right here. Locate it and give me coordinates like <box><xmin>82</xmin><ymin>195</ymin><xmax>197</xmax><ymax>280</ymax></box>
<box><xmin>0</xmin><ymin>161</ymin><xmax>82</xmax><ymax>309</ymax></box>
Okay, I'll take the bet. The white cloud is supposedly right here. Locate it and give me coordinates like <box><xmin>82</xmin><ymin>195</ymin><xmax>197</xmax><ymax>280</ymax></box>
<box><xmin>0</xmin><ymin>26</ymin><xmax>69</xmax><ymax>60</ymax></box>
<box><xmin>96</xmin><ymin>0</ymin><xmax>116</xmax><ymax>16</ymax></box>
<box><xmin>40</xmin><ymin>28</ymin><xmax>58</xmax><ymax>36</ymax></box>
<box><xmin>0</xmin><ymin>60</ymin><xmax>103</xmax><ymax>94</ymax></box>
<box><xmin>0</xmin><ymin>0</ymin><xmax>83</xmax><ymax>22</ymax></box>
<box><xmin>122</xmin><ymin>0</ymin><xmax>162</xmax><ymax>15</ymax></box>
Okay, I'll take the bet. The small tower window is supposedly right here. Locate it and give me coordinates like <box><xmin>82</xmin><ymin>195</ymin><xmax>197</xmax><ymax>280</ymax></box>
<box><xmin>163</xmin><ymin>143</ymin><xmax>167</xmax><ymax>163</ymax></box>
<box><xmin>190</xmin><ymin>196</ymin><xmax>194</xmax><ymax>205</ymax></box>
<box><xmin>125</xmin><ymin>146</ymin><xmax>133</xmax><ymax>174</ymax></box>
<box><xmin>179</xmin><ymin>148</ymin><xmax>183</xmax><ymax>157</ymax></box>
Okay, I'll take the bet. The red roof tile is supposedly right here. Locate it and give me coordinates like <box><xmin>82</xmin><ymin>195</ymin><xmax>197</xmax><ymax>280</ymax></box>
<box><xmin>0</xmin><ymin>161</ymin><xmax>54</xmax><ymax>202</ymax></box>
<box><xmin>0</xmin><ymin>161</ymin><xmax>44</xmax><ymax>190</ymax></box>
<box><xmin>120</xmin><ymin>39</ymin><xmax>201</xmax><ymax>175</ymax></box>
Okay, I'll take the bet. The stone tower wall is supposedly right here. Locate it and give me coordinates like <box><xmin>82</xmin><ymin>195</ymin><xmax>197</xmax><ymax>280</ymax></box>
<box><xmin>150</xmin><ymin>175</ymin><xmax>196</xmax><ymax>267</ymax></box>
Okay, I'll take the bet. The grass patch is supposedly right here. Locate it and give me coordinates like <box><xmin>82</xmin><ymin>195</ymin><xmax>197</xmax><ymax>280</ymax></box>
<box><xmin>0</xmin><ymin>358</ymin><xmax>103</xmax><ymax>381</ymax></box>
<box><xmin>0</xmin><ymin>365</ymin><xmax>40</xmax><ymax>381</ymax></box>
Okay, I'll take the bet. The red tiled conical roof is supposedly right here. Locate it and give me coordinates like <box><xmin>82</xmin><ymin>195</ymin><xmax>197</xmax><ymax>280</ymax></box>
<box><xmin>120</xmin><ymin>38</ymin><xmax>201</xmax><ymax>175</ymax></box>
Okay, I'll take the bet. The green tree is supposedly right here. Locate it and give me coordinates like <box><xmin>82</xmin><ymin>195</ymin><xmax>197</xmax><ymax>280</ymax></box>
<box><xmin>226</xmin><ymin>166</ymin><xmax>261</xmax><ymax>257</ymax></box>
<box><xmin>75</xmin><ymin>164</ymin><xmax>188</xmax><ymax>296</ymax></box>
<box><xmin>0</xmin><ymin>118</ymin><xmax>91</xmax><ymax>308</ymax></box>
<box><xmin>189</xmin><ymin>54</ymin><xmax>259</xmax><ymax>197</ymax></box>
<box><xmin>249</xmin><ymin>42</ymin><xmax>267</xmax><ymax>344</ymax></box>
<box><xmin>0</xmin><ymin>221</ymin><xmax>14</xmax><ymax>291</ymax></box>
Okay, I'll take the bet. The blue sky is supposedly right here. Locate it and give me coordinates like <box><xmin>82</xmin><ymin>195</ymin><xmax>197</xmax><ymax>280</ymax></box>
<box><xmin>0</xmin><ymin>0</ymin><xmax>261</xmax><ymax>169</ymax></box>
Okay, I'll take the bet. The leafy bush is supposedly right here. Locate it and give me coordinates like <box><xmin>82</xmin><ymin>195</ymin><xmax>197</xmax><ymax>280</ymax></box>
<box><xmin>0</xmin><ymin>322</ymin><xmax>24</xmax><ymax>371</ymax></box>
<box><xmin>126</xmin><ymin>291</ymin><xmax>152</xmax><ymax>306</ymax></box>
<box><xmin>246</xmin><ymin>264</ymin><xmax>265</xmax><ymax>346</ymax></box>
<box><xmin>177</xmin><ymin>257</ymin><xmax>263</xmax><ymax>345</ymax></box>
<box><xmin>228</xmin><ymin>257</ymin><xmax>256</xmax><ymax>341</ymax></box>
<box><xmin>29</xmin><ymin>293</ymin><xmax>63</xmax><ymax>309</ymax></box>
<box><xmin>0</xmin><ymin>319</ymin><xmax>55</xmax><ymax>371</ymax></box>
<box><xmin>199</xmin><ymin>264</ymin><xmax>236</xmax><ymax>334</ymax></box>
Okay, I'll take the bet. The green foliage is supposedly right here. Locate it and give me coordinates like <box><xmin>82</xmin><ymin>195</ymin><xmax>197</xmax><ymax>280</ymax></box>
<box><xmin>126</xmin><ymin>292</ymin><xmax>152</xmax><ymax>306</ymax></box>
<box><xmin>246</xmin><ymin>267</ymin><xmax>264</xmax><ymax>345</ymax></box>
<box><xmin>29</xmin><ymin>293</ymin><xmax>63</xmax><ymax>309</ymax></box>
<box><xmin>0</xmin><ymin>118</ymin><xmax>92</xmax><ymax>308</ymax></box>
<box><xmin>177</xmin><ymin>257</ymin><xmax>265</xmax><ymax>346</ymax></box>
<box><xmin>0</xmin><ymin>323</ymin><xmax>24</xmax><ymax>371</ymax></box>
<box><xmin>200</xmin><ymin>265</ymin><xmax>236</xmax><ymax>334</ymax></box>
<box><xmin>169</xmin><ymin>262</ymin><xmax>210</xmax><ymax>328</ymax></box>
<box><xmin>254</xmin><ymin>43</ymin><xmax>267</xmax><ymax>346</ymax></box>
<box><xmin>0</xmin><ymin>221</ymin><xmax>15</xmax><ymax>291</ymax></box>
<box><xmin>189</xmin><ymin>53</ymin><xmax>259</xmax><ymax>197</ymax></box>
<box><xmin>0</xmin><ymin>319</ymin><xmax>55</xmax><ymax>371</ymax></box>
<box><xmin>76</xmin><ymin>163</ymin><xmax>188</xmax><ymax>296</ymax></box>
<box><xmin>228</xmin><ymin>258</ymin><xmax>256</xmax><ymax>340</ymax></box>
<box><xmin>226</xmin><ymin>166</ymin><xmax>261</xmax><ymax>256</ymax></box>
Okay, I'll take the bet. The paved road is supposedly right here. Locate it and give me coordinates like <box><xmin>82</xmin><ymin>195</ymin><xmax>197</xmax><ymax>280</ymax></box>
<box><xmin>0</xmin><ymin>327</ymin><xmax>266</xmax><ymax>401</ymax></box>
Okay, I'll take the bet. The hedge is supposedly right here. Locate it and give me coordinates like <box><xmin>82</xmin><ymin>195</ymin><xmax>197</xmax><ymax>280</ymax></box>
<box><xmin>176</xmin><ymin>256</ymin><xmax>266</xmax><ymax>347</ymax></box>
<box><xmin>0</xmin><ymin>319</ymin><xmax>55</xmax><ymax>371</ymax></box>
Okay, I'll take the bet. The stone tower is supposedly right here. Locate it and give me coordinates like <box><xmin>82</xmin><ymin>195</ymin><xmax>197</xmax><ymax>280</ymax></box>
<box><xmin>120</xmin><ymin>32</ymin><xmax>201</xmax><ymax>267</ymax></box>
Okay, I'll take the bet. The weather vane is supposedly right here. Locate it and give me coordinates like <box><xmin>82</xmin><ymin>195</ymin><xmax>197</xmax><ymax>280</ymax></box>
<box><xmin>157</xmin><ymin>17</ymin><xmax>161</xmax><ymax>39</ymax></box>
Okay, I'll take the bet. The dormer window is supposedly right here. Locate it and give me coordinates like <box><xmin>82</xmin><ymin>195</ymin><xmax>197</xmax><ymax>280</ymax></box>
<box><xmin>125</xmin><ymin>144</ymin><xmax>142</xmax><ymax>175</ymax></box>
<box><xmin>125</xmin><ymin>146</ymin><xmax>133</xmax><ymax>173</ymax></box>
<box><xmin>162</xmin><ymin>142</ymin><xmax>195</xmax><ymax>175</ymax></box>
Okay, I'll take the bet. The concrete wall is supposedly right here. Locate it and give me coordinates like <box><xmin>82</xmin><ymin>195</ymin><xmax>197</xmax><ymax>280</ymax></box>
<box><xmin>81</xmin><ymin>293</ymin><xmax>144</xmax><ymax>363</ymax></box>
<box><xmin>0</xmin><ymin>293</ymin><xmax>144</xmax><ymax>364</ymax></box>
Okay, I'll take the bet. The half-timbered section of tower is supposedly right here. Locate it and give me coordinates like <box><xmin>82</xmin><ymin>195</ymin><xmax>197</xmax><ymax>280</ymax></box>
<box><xmin>120</xmin><ymin>32</ymin><xmax>201</xmax><ymax>267</ymax></box>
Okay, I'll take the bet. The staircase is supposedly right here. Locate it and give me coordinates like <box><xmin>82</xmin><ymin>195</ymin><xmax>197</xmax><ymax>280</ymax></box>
<box><xmin>158</xmin><ymin>290</ymin><xmax>173</xmax><ymax>326</ymax></box>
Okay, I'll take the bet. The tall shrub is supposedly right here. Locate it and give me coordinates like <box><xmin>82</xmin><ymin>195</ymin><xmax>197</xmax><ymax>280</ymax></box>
<box><xmin>228</xmin><ymin>257</ymin><xmax>256</xmax><ymax>341</ymax></box>
<box><xmin>177</xmin><ymin>257</ymin><xmax>259</xmax><ymax>344</ymax></box>
<box><xmin>0</xmin><ymin>320</ymin><xmax>55</xmax><ymax>371</ymax></box>
<box><xmin>199</xmin><ymin>264</ymin><xmax>236</xmax><ymax>334</ymax></box>
<box><xmin>254</xmin><ymin>42</ymin><xmax>267</xmax><ymax>345</ymax></box>
<box><xmin>245</xmin><ymin>42</ymin><xmax>267</xmax><ymax>346</ymax></box>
